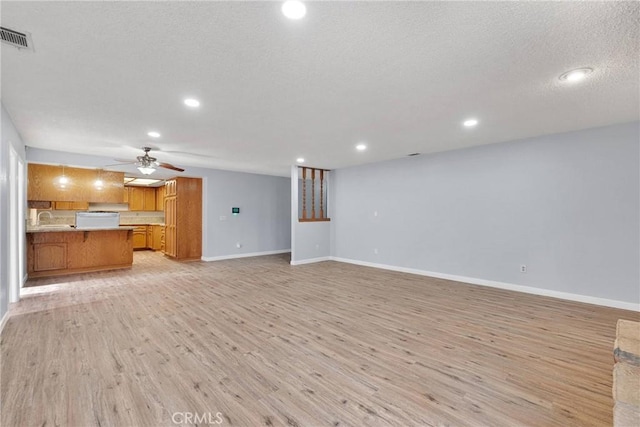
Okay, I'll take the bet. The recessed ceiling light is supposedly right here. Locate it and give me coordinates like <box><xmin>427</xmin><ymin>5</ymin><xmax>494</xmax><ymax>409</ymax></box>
<box><xmin>356</xmin><ymin>143</ymin><xmax>367</xmax><ymax>151</ymax></box>
<box><xmin>559</xmin><ymin>68</ymin><xmax>593</xmax><ymax>83</ymax></box>
<box><xmin>296</xmin><ymin>158</ymin><xmax>305</xmax><ymax>163</ymax></box>
<box><xmin>184</xmin><ymin>98</ymin><xmax>200</xmax><ymax>108</ymax></box>
<box><xmin>147</xmin><ymin>131</ymin><xmax>161</xmax><ymax>138</ymax></box>
<box><xmin>282</xmin><ymin>1</ymin><xmax>306</xmax><ymax>20</ymax></box>
<box><xmin>463</xmin><ymin>119</ymin><xmax>478</xmax><ymax>127</ymax></box>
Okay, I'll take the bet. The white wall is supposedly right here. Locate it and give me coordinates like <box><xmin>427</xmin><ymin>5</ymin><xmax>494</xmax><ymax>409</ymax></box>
<box><xmin>332</xmin><ymin>122</ymin><xmax>640</xmax><ymax>308</ymax></box>
<box><xmin>26</xmin><ymin>148</ymin><xmax>291</xmax><ymax>260</ymax></box>
<box><xmin>199</xmin><ymin>167</ymin><xmax>290</xmax><ymax>259</ymax></box>
<box><xmin>1</xmin><ymin>104</ymin><xmax>27</xmax><ymax>323</ymax></box>
<box><xmin>291</xmin><ymin>166</ymin><xmax>331</xmax><ymax>264</ymax></box>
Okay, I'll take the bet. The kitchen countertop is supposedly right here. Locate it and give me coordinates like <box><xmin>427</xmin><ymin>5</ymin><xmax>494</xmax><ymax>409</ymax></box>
<box><xmin>27</xmin><ymin>226</ymin><xmax>137</xmax><ymax>233</ymax></box>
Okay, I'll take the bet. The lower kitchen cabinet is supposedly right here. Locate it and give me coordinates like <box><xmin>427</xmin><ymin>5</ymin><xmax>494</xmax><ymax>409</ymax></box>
<box><xmin>33</xmin><ymin>242</ymin><xmax>67</xmax><ymax>272</ymax></box>
<box><xmin>27</xmin><ymin>229</ymin><xmax>133</xmax><ymax>278</ymax></box>
<box><xmin>130</xmin><ymin>224</ymin><xmax>165</xmax><ymax>251</ymax></box>
<box><xmin>152</xmin><ymin>225</ymin><xmax>164</xmax><ymax>251</ymax></box>
<box><xmin>132</xmin><ymin>226</ymin><xmax>148</xmax><ymax>250</ymax></box>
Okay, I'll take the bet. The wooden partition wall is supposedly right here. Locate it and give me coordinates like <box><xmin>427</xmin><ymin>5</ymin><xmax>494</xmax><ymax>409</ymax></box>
<box><xmin>299</xmin><ymin>166</ymin><xmax>330</xmax><ymax>222</ymax></box>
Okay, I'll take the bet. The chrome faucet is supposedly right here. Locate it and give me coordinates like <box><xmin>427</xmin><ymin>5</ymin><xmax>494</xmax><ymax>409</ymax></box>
<box><xmin>36</xmin><ymin>210</ymin><xmax>53</xmax><ymax>226</ymax></box>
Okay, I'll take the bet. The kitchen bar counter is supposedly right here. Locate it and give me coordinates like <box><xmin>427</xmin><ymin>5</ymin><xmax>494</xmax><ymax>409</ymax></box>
<box><xmin>27</xmin><ymin>228</ymin><xmax>134</xmax><ymax>278</ymax></box>
<box><xmin>26</xmin><ymin>225</ymin><xmax>136</xmax><ymax>233</ymax></box>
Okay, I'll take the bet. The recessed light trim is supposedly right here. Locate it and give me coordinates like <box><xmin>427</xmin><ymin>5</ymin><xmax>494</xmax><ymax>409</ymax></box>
<box><xmin>559</xmin><ymin>68</ymin><xmax>593</xmax><ymax>83</ymax></box>
<box><xmin>184</xmin><ymin>98</ymin><xmax>200</xmax><ymax>108</ymax></box>
<box><xmin>147</xmin><ymin>131</ymin><xmax>161</xmax><ymax>138</ymax></box>
<box><xmin>282</xmin><ymin>1</ymin><xmax>306</xmax><ymax>19</ymax></box>
<box><xmin>296</xmin><ymin>158</ymin><xmax>305</xmax><ymax>163</ymax></box>
<box><xmin>356</xmin><ymin>143</ymin><xmax>367</xmax><ymax>151</ymax></box>
<box><xmin>463</xmin><ymin>119</ymin><xmax>478</xmax><ymax>127</ymax></box>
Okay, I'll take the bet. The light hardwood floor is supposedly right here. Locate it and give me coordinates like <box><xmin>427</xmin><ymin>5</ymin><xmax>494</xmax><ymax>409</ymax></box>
<box><xmin>2</xmin><ymin>251</ymin><xmax>638</xmax><ymax>426</ymax></box>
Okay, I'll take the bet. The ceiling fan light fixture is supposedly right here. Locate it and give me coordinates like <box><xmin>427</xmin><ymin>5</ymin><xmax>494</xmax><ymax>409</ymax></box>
<box><xmin>137</xmin><ymin>166</ymin><xmax>156</xmax><ymax>175</ymax></box>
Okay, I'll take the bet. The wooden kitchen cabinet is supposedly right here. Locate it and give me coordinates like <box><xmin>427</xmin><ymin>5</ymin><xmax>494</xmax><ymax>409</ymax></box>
<box><xmin>155</xmin><ymin>186</ymin><xmax>165</xmax><ymax>211</ymax></box>
<box><xmin>33</xmin><ymin>243</ymin><xmax>68</xmax><ymax>272</ymax></box>
<box><xmin>52</xmin><ymin>201</ymin><xmax>90</xmax><ymax>210</ymax></box>
<box><xmin>164</xmin><ymin>197</ymin><xmax>176</xmax><ymax>257</ymax></box>
<box><xmin>127</xmin><ymin>187</ymin><xmax>144</xmax><ymax>211</ymax></box>
<box><xmin>144</xmin><ymin>188</ymin><xmax>156</xmax><ymax>210</ymax></box>
<box><xmin>127</xmin><ymin>187</ymin><xmax>157</xmax><ymax>211</ymax></box>
<box><xmin>163</xmin><ymin>177</ymin><xmax>202</xmax><ymax>261</ymax></box>
<box><xmin>146</xmin><ymin>226</ymin><xmax>153</xmax><ymax>248</ymax></box>
<box><xmin>132</xmin><ymin>226</ymin><xmax>148</xmax><ymax>249</ymax></box>
<box><xmin>27</xmin><ymin>229</ymin><xmax>133</xmax><ymax>278</ymax></box>
<box><xmin>28</xmin><ymin>163</ymin><xmax>124</xmax><ymax>203</ymax></box>
<box><xmin>151</xmin><ymin>225</ymin><xmax>163</xmax><ymax>251</ymax></box>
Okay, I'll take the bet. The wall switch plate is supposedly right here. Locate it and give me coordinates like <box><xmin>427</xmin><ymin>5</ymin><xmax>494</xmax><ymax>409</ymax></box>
<box><xmin>219</xmin><ymin>215</ymin><xmax>227</xmax><ymax>221</ymax></box>
<box><xmin>374</xmin><ymin>248</ymin><xmax>378</xmax><ymax>254</ymax></box>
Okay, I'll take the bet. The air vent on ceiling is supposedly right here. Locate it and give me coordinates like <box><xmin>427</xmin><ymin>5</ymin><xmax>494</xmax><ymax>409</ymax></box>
<box><xmin>1</xmin><ymin>27</ymin><xmax>33</xmax><ymax>51</ymax></box>
<box><xmin>407</xmin><ymin>153</ymin><xmax>421</xmax><ymax>157</ymax></box>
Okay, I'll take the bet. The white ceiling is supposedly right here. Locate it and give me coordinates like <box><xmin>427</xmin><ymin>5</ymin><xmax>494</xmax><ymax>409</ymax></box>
<box><xmin>2</xmin><ymin>1</ymin><xmax>638</xmax><ymax>177</ymax></box>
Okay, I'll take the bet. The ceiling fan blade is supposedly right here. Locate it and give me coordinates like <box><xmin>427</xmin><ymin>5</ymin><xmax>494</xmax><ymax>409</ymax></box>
<box><xmin>104</xmin><ymin>160</ymin><xmax>136</xmax><ymax>167</ymax></box>
<box><xmin>162</xmin><ymin>150</ymin><xmax>216</xmax><ymax>158</ymax></box>
<box><xmin>115</xmin><ymin>158</ymin><xmax>136</xmax><ymax>163</ymax></box>
<box><xmin>158</xmin><ymin>162</ymin><xmax>185</xmax><ymax>172</ymax></box>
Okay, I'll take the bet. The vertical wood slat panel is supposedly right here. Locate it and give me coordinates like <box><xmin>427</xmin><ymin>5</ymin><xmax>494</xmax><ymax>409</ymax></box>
<box><xmin>301</xmin><ymin>167</ymin><xmax>307</xmax><ymax>220</ymax></box>
<box><xmin>311</xmin><ymin>169</ymin><xmax>316</xmax><ymax>219</ymax></box>
<box><xmin>298</xmin><ymin>166</ymin><xmax>331</xmax><ymax>222</ymax></box>
<box><xmin>320</xmin><ymin>170</ymin><xmax>324</xmax><ymax>219</ymax></box>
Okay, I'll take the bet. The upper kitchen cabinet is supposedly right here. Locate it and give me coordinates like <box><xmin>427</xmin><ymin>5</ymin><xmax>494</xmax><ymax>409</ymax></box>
<box><xmin>28</xmin><ymin>164</ymin><xmax>125</xmax><ymax>203</ymax></box>
<box><xmin>155</xmin><ymin>185</ymin><xmax>165</xmax><ymax>211</ymax></box>
<box><xmin>126</xmin><ymin>186</ymin><xmax>157</xmax><ymax>211</ymax></box>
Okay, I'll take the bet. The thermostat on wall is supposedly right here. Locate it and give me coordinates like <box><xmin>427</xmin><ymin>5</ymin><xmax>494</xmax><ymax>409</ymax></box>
<box><xmin>232</xmin><ymin>207</ymin><xmax>240</xmax><ymax>215</ymax></box>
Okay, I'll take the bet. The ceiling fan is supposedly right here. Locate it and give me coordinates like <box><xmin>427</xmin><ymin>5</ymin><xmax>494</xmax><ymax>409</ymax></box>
<box><xmin>112</xmin><ymin>147</ymin><xmax>185</xmax><ymax>175</ymax></box>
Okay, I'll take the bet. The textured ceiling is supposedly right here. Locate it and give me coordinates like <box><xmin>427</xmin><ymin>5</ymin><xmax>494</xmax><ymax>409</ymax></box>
<box><xmin>2</xmin><ymin>1</ymin><xmax>639</xmax><ymax>177</ymax></box>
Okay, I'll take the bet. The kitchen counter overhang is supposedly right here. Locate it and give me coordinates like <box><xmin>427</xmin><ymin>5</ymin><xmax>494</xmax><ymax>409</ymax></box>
<box><xmin>27</xmin><ymin>225</ymin><xmax>136</xmax><ymax>233</ymax></box>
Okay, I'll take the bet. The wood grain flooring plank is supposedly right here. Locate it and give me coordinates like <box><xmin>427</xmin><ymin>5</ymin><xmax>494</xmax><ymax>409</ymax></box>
<box><xmin>2</xmin><ymin>251</ymin><xmax>638</xmax><ymax>426</ymax></box>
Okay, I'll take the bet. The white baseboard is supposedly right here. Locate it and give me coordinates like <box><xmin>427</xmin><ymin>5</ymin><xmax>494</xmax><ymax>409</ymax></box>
<box><xmin>0</xmin><ymin>311</ymin><xmax>9</xmax><ymax>336</ymax></box>
<box><xmin>290</xmin><ymin>256</ymin><xmax>331</xmax><ymax>266</ymax></box>
<box><xmin>201</xmin><ymin>249</ymin><xmax>291</xmax><ymax>262</ymax></box>
<box><xmin>330</xmin><ymin>256</ymin><xmax>640</xmax><ymax>312</ymax></box>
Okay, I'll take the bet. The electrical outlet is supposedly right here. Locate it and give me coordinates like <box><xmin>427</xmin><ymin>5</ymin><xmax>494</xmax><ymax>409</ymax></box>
<box><xmin>219</xmin><ymin>215</ymin><xmax>227</xmax><ymax>221</ymax></box>
<box><xmin>236</xmin><ymin>242</ymin><xmax>242</xmax><ymax>248</ymax></box>
<box><xmin>374</xmin><ymin>211</ymin><xmax>378</xmax><ymax>217</ymax></box>
<box><xmin>374</xmin><ymin>248</ymin><xmax>378</xmax><ymax>255</ymax></box>
<box><xmin>520</xmin><ymin>265</ymin><xmax>527</xmax><ymax>273</ymax></box>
